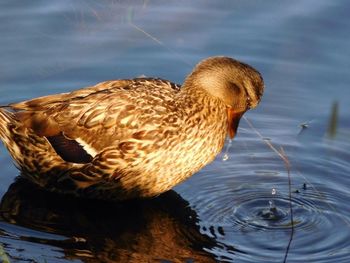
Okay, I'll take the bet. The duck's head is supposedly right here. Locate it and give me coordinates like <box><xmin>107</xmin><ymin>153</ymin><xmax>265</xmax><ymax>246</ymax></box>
<box><xmin>183</xmin><ymin>56</ymin><xmax>264</xmax><ymax>139</ymax></box>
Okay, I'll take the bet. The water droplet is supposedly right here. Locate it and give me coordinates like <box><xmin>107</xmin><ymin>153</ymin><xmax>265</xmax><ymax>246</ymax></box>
<box><xmin>268</xmin><ymin>188</ymin><xmax>277</xmax><ymax>210</ymax></box>
<box><xmin>222</xmin><ymin>138</ymin><xmax>233</xmax><ymax>161</ymax></box>
<box><xmin>271</xmin><ymin>188</ymin><xmax>277</xmax><ymax>195</ymax></box>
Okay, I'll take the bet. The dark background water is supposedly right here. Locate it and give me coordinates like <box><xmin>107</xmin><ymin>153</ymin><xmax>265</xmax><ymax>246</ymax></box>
<box><xmin>0</xmin><ymin>1</ymin><xmax>349</xmax><ymax>262</ymax></box>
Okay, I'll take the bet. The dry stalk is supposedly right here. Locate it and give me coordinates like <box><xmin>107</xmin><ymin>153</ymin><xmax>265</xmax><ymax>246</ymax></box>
<box><xmin>243</xmin><ymin>116</ymin><xmax>294</xmax><ymax>262</ymax></box>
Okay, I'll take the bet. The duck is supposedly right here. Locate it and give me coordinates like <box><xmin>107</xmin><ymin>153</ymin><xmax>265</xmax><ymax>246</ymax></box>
<box><xmin>0</xmin><ymin>56</ymin><xmax>264</xmax><ymax>201</ymax></box>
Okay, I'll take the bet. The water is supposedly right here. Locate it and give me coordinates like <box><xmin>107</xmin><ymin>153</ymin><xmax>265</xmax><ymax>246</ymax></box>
<box><xmin>0</xmin><ymin>1</ymin><xmax>350</xmax><ymax>262</ymax></box>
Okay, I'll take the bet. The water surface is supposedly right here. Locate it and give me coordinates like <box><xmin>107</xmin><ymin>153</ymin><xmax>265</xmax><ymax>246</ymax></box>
<box><xmin>0</xmin><ymin>1</ymin><xmax>349</xmax><ymax>262</ymax></box>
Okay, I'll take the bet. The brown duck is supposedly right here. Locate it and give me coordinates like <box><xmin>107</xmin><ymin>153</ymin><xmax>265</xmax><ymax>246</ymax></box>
<box><xmin>0</xmin><ymin>56</ymin><xmax>264</xmax><ymax>200</ymax></box>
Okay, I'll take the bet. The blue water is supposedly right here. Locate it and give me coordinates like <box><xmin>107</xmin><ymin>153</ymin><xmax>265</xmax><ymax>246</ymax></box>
<box><xmin>0</xmin><ymin>1</ymin><xmax>349</xmax><ymax>262</ymax></box>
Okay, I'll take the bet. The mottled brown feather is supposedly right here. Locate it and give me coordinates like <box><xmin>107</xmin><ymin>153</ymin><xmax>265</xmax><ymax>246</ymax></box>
<box><xmin>0</xmin><ymin>57</ymin><xmax>264</xmax><ymax>200</ymax></box>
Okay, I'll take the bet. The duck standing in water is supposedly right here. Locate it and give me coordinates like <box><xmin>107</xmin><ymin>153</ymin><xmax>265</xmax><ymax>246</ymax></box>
<box><xmin>0</xmin><ymin>57</ymin><xmax>264</xmax><ymax>200</ymax></box>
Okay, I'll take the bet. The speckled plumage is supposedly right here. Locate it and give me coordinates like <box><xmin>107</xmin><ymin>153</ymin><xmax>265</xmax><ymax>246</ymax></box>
<box><xmin>0</xmin><ymin>56</ymin><xmax>264</xmax><ymax>200</ymax></box>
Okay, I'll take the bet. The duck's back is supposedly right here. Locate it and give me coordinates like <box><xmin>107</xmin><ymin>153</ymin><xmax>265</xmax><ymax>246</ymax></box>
<box><xmin>10</xmin><ymin>78</ymin><xmax>182</xmax><ymax>153</ymax></box>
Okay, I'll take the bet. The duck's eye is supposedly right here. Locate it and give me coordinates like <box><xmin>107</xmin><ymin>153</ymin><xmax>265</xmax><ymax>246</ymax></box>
<box><xmin>229</xmin><ymin>82</ymin><xmax>241</xmax><ymax>94</ymax></box>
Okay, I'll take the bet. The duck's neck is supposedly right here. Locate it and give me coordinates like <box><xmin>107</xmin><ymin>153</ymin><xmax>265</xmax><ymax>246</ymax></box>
<box><xmin>177</xmin><ymin>81</ymin><xmax>229</xmax><ymax>159</ymax></box>
<box><xmin>179</xmin><ymin>81</ymin><xmax>225</xmax><ymax>118</ymax></box>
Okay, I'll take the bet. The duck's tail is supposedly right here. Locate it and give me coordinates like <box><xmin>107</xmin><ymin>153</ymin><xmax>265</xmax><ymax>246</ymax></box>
<box><xmin>0</xmin><ymin>107</ymin><xmax>71</xmax><ymax>185</ymax></box>
<box><xmin>0</xmin><ymin>107</ymin><xmax>17</xmax><ymax>151</ymax></box>
<box><xmin>0</xmin><ymin>108</ymin><xmax>29</xmax><ymax>172</ymax></box>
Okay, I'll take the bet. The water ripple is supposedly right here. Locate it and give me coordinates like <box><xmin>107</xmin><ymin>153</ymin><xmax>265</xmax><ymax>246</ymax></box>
<box><xmin>191</xmin><ymin>179</ymin><xmax>350</xmax><ymax>262</ymax></box>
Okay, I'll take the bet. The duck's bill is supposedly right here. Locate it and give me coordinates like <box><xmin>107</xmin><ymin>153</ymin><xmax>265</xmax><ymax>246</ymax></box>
<box><xmin>227</xmin><ymin>108</ymin><xmax>244</xmax><ymax>139</ymax></box>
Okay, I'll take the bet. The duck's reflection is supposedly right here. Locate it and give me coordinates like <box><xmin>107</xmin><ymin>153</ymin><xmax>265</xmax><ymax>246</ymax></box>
<box><xmin>0</xmin><ymin>177</ymin><xmax>217</xmax><ymax>262</ymax></box>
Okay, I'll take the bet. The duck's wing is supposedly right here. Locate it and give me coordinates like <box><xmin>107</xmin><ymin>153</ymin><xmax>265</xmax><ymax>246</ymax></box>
<box><xmin>10</xmin><ymin>78</ymin><xmax>181</xmax><ymax>164</ymax></box>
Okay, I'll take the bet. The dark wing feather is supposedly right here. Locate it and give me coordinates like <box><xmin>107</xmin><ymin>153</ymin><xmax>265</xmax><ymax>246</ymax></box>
<box><xmin>46</xmin><ymin>133</ymin><xmax>93</xmax><ymax>163</ymax></box>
